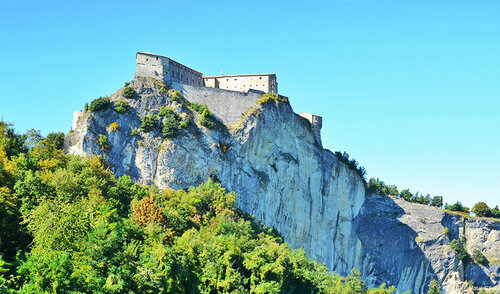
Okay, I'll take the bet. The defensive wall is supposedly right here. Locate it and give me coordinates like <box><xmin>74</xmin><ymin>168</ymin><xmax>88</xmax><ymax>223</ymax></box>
<box><xmin>298</xmin><ymin>112</ymin><xmax>323</xmax><ymax>146</ymax></box>
<box><xmin>171</xmin><ymin>82</ymin><xmax>265</xmax><ymax>125</ymax></box>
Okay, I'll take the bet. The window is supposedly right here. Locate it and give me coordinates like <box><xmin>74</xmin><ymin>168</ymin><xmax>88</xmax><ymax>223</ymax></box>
<box><xmin>226</xmin><ymin>79</ymin><xmax>229</xmax><ymax>81</ymax></box>
<box><xmin>146</xmin><ymin>58</ymin><xmax>149</xmax><ymax>61</ymax></box>
<box><xmin>234</xmin><ymin>78</ymin><xmax>237</xmax><ymax>81</ymax></box>
<box><xmin>156</xmin><ymin>57</ymin><xmax>158</xmax><ymax>60</ymax></box>
<box><xmin>259</xmin><ymin>77</ymin><xmax>262</xmax><ymax>79</ymax></box>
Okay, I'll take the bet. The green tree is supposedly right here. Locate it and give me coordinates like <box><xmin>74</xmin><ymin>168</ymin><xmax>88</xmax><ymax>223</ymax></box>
<box><xmin>472</xmin><ymin>202</ymin><xmax>490</xmax><ymax>217</ymax></box>
<box><xmin>426</xmin><ymin>279</ymin><xmax>441</xmax><ymax>294</ymax></box>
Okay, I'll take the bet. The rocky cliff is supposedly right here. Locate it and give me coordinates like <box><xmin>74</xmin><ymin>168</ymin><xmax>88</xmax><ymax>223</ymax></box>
<box><xmin>65</xmin><ymin>77</ymin><xmax>499</xmax><ymax>294</ymax></box>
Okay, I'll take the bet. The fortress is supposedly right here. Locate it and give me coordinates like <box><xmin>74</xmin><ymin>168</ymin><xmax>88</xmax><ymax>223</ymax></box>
<box><xmin>134</xmin><ymin>52</ymin><xmax>322</xmax><ymax>144</ymax></box>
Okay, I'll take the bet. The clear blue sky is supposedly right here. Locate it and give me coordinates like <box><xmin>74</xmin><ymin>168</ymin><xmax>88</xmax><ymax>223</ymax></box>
<box><xmin>1</xmin><ymin>0</ymin><xmax>499</xmax><ymax>208</ymax></box>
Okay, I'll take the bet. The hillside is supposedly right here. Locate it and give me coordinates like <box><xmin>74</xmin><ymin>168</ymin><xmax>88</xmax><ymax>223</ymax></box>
<box><xmin>64</xmin><ymin>77</ymin><xmax>500</xmax><ymax>293</ymax></box>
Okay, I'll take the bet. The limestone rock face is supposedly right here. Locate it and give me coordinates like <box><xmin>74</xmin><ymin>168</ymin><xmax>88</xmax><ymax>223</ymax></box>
<box><xmin>66</xmin><ymin>77</ymin><xmax>499</xmax><ymax>294</ymax></box>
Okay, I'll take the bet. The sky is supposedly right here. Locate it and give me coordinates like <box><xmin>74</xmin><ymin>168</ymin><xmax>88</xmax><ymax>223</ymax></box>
<box><xmin>1</xmin><ymin>0</ymin><xmax>499</xmax><ymax>208</ymax></box>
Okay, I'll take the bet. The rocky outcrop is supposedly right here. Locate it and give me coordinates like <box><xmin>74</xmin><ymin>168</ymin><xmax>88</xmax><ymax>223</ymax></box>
<box><xmin>65</xmin><ymin>77</ymin><xmax>499</xmax><ymax>293</ymax></box>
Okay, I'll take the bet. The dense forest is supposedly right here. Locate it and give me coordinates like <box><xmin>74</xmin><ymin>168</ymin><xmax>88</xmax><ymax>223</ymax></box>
<box><xmin>0</xmin><ymin>121</ymin><xmax>411</xmax><ymax>293</ymax></box>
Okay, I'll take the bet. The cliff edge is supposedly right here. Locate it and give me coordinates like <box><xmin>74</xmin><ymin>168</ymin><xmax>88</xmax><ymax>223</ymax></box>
<box><xmin>65</xmin><ymin>77</ymin><xmax>499</xmax><ymax>293</ymax></box>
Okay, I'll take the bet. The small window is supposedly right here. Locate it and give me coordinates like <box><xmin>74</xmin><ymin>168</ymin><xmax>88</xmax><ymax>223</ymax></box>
<box><xmin>234</xmin><ymin>78</ymin><xmax>237</xmax><ymax>81</ymax></box>
<box><xmin>259</xmin><ymin>77</ymin><xmax>262</xmax><ymax>79</ymax></box>
<box><xmin>226</xmin><ymin>79</ymin><xmax>228</xmax><ymax>81</ymax></box>
<box><xmin>156</xmin><ymin>57</ymin><xmax>158</xmax><ymax>60</ymax></box>
<box><xmin>146</xmin><ymin>58</ymin><xmax>149</xmax><ymax>61</ymax></box>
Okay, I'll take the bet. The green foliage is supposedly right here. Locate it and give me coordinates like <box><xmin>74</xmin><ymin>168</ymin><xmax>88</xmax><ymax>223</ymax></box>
<box><xmin>114</xmin><ymin>100</ymin><xmax>130</xmax><ymax>114</ymax></box>
<box><xmin>167</xmin><ymin>89</ymin><xmax>182</xmax><ymax>101</ymax></box>
<box><xmin>162</xmin><ymin>110</ymin><xmax>180</xmax><ymax>139</ymax></box>
<box><xmin>180</xmin><ymin>117</ymin><xmax>191</xmax><ymax>129</ymax></box>
<box><xmin>426</xmin><ymin>279</ymin><xmax>442</xmax><ymax>294</ymax></box>
<box><xmin>334</xmin><ymin>151</ymin><xmax>366</xmax><ymax>181</ymax></box>
<box><xmin>88</xmin><ymin>97</ymin><xmax>111</xmax><ymax>112</ymax></box>
<box><xmin>443</xmin><ymin>227</ymin><xmax>449</xmax><ymax>235</ymax></box>
<box><xmin>430</xmin><ymin>196</ymin><xmax>443</xmax><ymax>208</ymax></box>
<box><xmin>122</xmin><ymin>86</ymin><xmax>135</xmax><ymax>98</ymax></box>
<box><xmin>450</xmin><ymin>239</ymin><xmax>471</xmax><ymax>265</ymax></box>
<box><xmin>491</xmin><ymin>205</ymin><xmax>500</xmax><ymax>218</ymax></box>
<box><xmin>367</xmin><ymin>178</ymin><xmax>398</xmax><ymax>196</ymax></box>
<box><xmin>45</xmin><ymin>132</ymin><xmax>65</xmax><ymax>150</ymax></box>
<box><xmin>98</xmin><ymin>134</ymin><xmax>110</xmax><ymax>151</ymax></box>
<box><xmin>200</xmin><ymin>108</ymin><xmax>216</xmax><ymax>129</ymax></box>
<box><xmin>130</xmin><ymin>129</ymin><xmax>139</xmax><ymax>136</ymax></box>
<box><xmin>124</xmin><ymin>82</ymin><xmax>130</xmax><ymax>87</ymax></box>
<box><xmin>445</xmin><ymin>202</ymin><xmax>470</xmax><ymax>215</ymax></box>
<box><xmin>472</xmin><ymin>202</ymin><xmax>490</xmax><ymax>217</ymax></box>
<box><xmin>472</xmin><ymin>249</ymin><xmax>488</xmax><ymax>265</ymax></box>
<box><xmin>139</xmin><ymin>114</ymin><xmax>158</xmax><ymax>133</ymax></box>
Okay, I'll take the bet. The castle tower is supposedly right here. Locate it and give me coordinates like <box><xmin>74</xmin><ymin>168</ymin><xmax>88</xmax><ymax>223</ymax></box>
<box><xmin>299</xmin><ymin>112</ymin><xmax>323</xmax><ymax>146</ymax></box>
<box><xmin>135</xmin><ymin>52</ymin><xmax>203</xmax><ymax>86</ymax></box>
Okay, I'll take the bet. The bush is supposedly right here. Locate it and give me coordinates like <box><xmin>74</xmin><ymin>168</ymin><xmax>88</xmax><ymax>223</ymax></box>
<box><xmin>122</xmin><ymin>86</ymin><xmax>135</xmax><ymax>98</ymax></box>
<box><xmin>450</xmin><ymin>239</ymin><xmax>471</xmax><ymax>265</ymax></box>
<box><xmin>109</xmin><ymin>122</ymin><xmax>119</xmax><ymax>131</ymax></box>
<box><xmin>158</xmin><ymin>106</ymin><xmax>176</xmax><ymax>117</ymax></box>
<box><xmin>443</xmin><ymin>227</ymin><xmax>449</xmax><ymax>235</ymax></box>
<box><xmin>140</xmin><ymin>114</ymin><xmax>158</xmax><ymax>133</ymax></box>
<box><xmin>472</xmin><ymin>202</ymin><xmax>490</xmax><ymax>217</ymax></box>
<box><xmin>472</xmin><ymin>249</ymin><xmax>488</xmax><ymax>265</ymax></box>
<box><xmin>162</xmin><ymin>111</ymin><xmax>180</xmax><ymax>139</ymax></box>
<box><xmin>257</xmin><ymin>93</ymin><xmax>288</xmax><ymax>104</ymax></box>
<box><xmin>98</xmin><ymin>134</ymin><xmax>110</xmax><ymax>151</ymax></box>
<box><xmin>88</xmin><ymin>97</ymin><xmax>111</xmax><ymax>112</ymax></box>
<box><xmin>167</xmin><ymin>89</ymin><xmax>182</xmax><ymax>102</ymax></box>
<box><xmin>124</xmin><ymin>82</ymin><xmax>130</xmax><ymax>87</ymax></box>
<box><xmin>130</xmin><ymin>129</ymin><xmax>139</xmax><ymax>136</ymax></box>
<box><xmin>200</xmin><ymin>109</ymin><xmax>216</xmax><ymax>129</ymax></box>
<box><xmin>431</xmin><ymin>196</ymin><xmax>443</xmax><ymax>208</ymax></box>
<box><xmin>180</xmin><ymin>117</ymin><xmax>190</xmax><ymax>129</ymax></box>
<box><xmin>114</xmin><ymin>100</ymin><xmax>129</xmax><ymax>114</ymax></box>
<box><xmin>445</xmin><ymin>202</ymin><xmax>470</xmax><ymax>215</ymax></box>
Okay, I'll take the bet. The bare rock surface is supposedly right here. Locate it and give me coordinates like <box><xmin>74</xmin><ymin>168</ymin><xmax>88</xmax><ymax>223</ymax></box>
<box><xmin>65</xmin><ymin>77</ymin><xmax>499</xmax><ymax>293</ymax></box>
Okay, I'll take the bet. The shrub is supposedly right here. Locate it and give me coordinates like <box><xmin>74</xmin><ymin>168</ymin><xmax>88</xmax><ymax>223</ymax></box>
<box><xmin>188</xmin><ymin>102</ymin><xmax>209</xmax><ymax>114</ymax></box>
<box><xmin>98</xmin><ymin>134</ymin><xmax>110</xmax><ymax>151</ymax></box>
<box><xmin>443</xmin><ymin>227</ymin><xmax>449</xmax><ymax>235</ymax></box>
<box><xmin>130</xmin><ymin>129</ymin><xmax>139</xmax><ymax>136</ymax></box>
<box><xmin>140</xmin><ymin>114</ymin><xmax>158</xmax><ymax>133</ymax></box>
<box><xmin>472</xmin><ymin>202</ymin><xmax>490</xmax><ymax>217</ymax></box>
<box><xmin>124</xmin><ymin>82</ymin><xmax>130</xmax><ymax>87</ymax></box>
<box><xmin>445</xmin><ymin>202</ymin><xmax>470</xmax><ymax>215</ymax></box>
<box><xmin>137</xmin><ymin>140</ymin><xmax>144</xmax><ymax>147</ymax></box>
<box><xmin>122</xmin><ymin>86</ymin><xmax>135</xmax><ymax>98</ymax></box>
<box><xmin>200</xmin><ymin>109</ymin><xmax>216</xmax><ymax>129</ymax></box>
<box><xmin>180</xmin><ymin>117</ymin><xmax>191</xmax><ymax>129</ymax></box>
<box><xmin>367</xmin><ymin>178</ymin><xmax>398</xmax><ymax>196</ymax></box>
<box><xmin>162</xmin><ymin>111</ymin><xmax>180</xmax><ymax>139</ymax></box>
<box><xmin>159</xmin><ymin>106</ymin><xmax>177</xmax><ymax>117</ymax></box>
<box><xmin>109</xmin><ymin>122</ymin><xmax>119</xmax><ymax>131</ymax></box>
<box><xmin>114</xmin><ymin>100</ymin><xmax>129</xmax><ymax>114</ymax></box>
<box><xmin>450</xmin><ymin>239</ymin><xmax>471</xmax><ymax>265</ymax></box>
<box><xmin>167</xmin><ymin>89</ymin><xmax>182</xmax><ymax>101</ymax></box>
<box><xmin>472</xmin><ymin>249</ymin><xmax>488</xmax><ymax>265</ymax></box>
<box><xmin>334</xmin><ymin>151</ymin><xmax>366</xmax><ymax>181</ymax></box>
<box><xmin>88</xmin><ymin>97</ymin><xmax>111</xmax><ymax>112</ymax></box>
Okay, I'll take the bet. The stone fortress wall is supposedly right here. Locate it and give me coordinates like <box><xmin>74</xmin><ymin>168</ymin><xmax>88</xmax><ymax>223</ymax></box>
<box><xmin>133</xmin><ymin>51</ymin><xmax>321</xmax><ymax>142</ymax></box>
<box><xmin>203</xmin><ymin>74</ymin><xmax>278</xmax><ymax>94</ymax></box>
<box><xmin>135</xmin><ymin>52</ymin><xmax>203</xmax><ymax>87</ymax></box>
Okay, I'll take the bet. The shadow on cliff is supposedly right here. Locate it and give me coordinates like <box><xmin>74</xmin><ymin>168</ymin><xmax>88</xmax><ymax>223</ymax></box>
<box><xmin>352</xmin><ymin>194</ymin><xmax>437</xmax><ymax>293</ymax></box>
